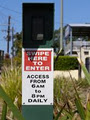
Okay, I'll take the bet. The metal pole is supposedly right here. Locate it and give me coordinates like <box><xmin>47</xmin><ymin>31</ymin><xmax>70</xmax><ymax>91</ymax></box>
<box><xmin>12</xmin><ymin>27</ymin><xmax>14</xmax><ymax>57</ymax></box>
<box><xmin>70</xmin><ymin>29</ymin><xmax>72</xmax><ymax>55</ymax></box>
<box><xmin>60</xmin><ymin>0</ymin><xmax>63</xmax><ymax>53</ymax></box>
<box><xmin>11</xmin><ymin>27</ymin><xmax>14</xmax><ymax>70</ymax></box>
<box><xmin>7</xmin><ymin>16</ymin><xmax>11</xmax><ymax>54</ymax></box>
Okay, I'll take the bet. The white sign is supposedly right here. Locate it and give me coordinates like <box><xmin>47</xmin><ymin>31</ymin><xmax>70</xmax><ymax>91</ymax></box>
<box><xmin>22</xmin><ymin>48</ymin><xmax>53</xmax><ymax>105</ymax></box>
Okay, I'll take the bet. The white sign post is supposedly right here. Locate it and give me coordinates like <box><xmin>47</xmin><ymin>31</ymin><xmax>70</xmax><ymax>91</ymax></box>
<box><xmin>22</xmin><ymin>48</ymin><xmax>53</xmax><ymax>105</ymax></box>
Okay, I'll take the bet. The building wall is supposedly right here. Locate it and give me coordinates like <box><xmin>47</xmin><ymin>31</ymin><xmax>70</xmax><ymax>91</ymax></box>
<box><xmin>78</xmin><ymin>46</ymin><xmax>90</xmax><ymax>78</ymax></box>
<box><xmin>54</xmin><ymin>70</ymin><xmax>78</xmax><ymax>80</ymax></box>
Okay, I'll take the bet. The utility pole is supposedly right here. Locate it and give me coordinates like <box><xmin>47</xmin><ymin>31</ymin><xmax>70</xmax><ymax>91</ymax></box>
<box><xmin>7</xmin><ymin>16</ymin><xmax>11</xmax><ymax>54</ymax></box>
<box><xmin>12</xmin><ymin>27</ymin><xmax>14</xmax><ymax>57</ymax></box>
<box><xmin>60</xmin><ymin>0</ymin><xmax>63</xmax><ymax>52</ymax></box>
<box><xmin>11</xmin><ymin>27</ymin><xmax>14</xmax><ymax>69</ymax></box>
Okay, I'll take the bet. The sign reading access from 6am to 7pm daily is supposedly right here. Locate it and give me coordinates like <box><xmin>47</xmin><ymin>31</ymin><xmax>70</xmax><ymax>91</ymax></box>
<box><xmin>22</xmin><ymin>48</ymin><xmax>53</xmax><ymax>105</ymax></box>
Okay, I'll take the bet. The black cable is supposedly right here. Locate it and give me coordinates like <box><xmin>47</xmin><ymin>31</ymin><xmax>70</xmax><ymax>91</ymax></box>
<box><xmin>0</xmin><ymin>5</ymin><xmax>21</xmax><ymax>14</ymax></box>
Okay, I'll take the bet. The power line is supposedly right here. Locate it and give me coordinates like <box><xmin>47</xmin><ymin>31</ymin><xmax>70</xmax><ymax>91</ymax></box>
<box><xmin>0</xmin><ymin>10</ymin><xmax>8</xmax><ymax>17</ymax></box>
<box><xmin>0</xmin><ymin>39</ymin><xmax>5</xmax><ymax>41</ymax></box>
<box><xmin>0</xmin><ymin>11</ymin><xmax>21</xmax><ymax>25</ymax></box>
<box><xmin>12</xmin><ymin>17</ymin><xmax>21</xmax><ymax>23</ymax></box>
<box><xmin>0</xmin><ymin>4</ymin><xmax>21</xmax><ymax>14</ymax></box>
<box><xmin>0</xmin><ymin>9</ymin><xmax>21</xmax><ymax>27</ymax></box>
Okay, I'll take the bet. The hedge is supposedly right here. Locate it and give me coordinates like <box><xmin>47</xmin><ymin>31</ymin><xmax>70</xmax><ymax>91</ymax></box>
<box><xmin>54</xmin><ymin>56</ymin><xmax>78</xmax><ymax>70</ymax></box>
<box><xmin>1</xmin><ymin>56</ymin><xmax>78</xmax><ymax>71</ymax></box>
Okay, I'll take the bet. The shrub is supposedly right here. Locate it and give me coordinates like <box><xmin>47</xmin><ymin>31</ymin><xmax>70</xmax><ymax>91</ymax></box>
<box><xmin>54</xmin><ymin>56</ymin><xmax>78</xmax><ymax>70</ymax></box>
<box><xmin>1</xmin><ymin>66</ymin><xmax>22</xmax><ymax>110</ymax></box>
<box><xmin>3</xmin><ymin>58</ymin><xmax>11</xmax><ymax>67</ymax></box>
<box><xmin>13</xmin><ymin>56</ymin><xmax>21</xmax><ymax>66</ymax></box>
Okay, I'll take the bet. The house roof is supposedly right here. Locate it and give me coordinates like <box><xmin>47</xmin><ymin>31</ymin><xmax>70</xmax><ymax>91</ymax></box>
<box><xmin>67</xmin><ymin>24</ymin><xmax>90</xmax><ymax>36</ymax></box>
<box><xmin>69</xmin><ymin>24</ymin><xmax>90</xmax><ymax>27</ymax></box>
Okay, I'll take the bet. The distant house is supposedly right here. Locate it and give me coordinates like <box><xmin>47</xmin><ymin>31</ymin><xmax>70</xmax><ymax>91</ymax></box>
<box><xmin>64</xmin><ymin>24</ymin><xmax>90</xmax><ymax>77</ymax></box>
<box><xmin>64</xmin><ymin>24</ymin><xmax>90</xmax><ymax>55</ymax></box>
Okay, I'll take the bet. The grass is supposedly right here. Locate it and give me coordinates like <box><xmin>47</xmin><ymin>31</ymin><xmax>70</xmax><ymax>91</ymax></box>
<box><xmin>54</xmin><ymin>77</ymin><xmax>90</xmax><ymax>120</ymax></box>
<box><xmin>0</xmin><ymin>66</ymin><xmax>22</xmax><ymax>109</ymax></box>
<box><xmin>0</xmin><ymin>66</ymin><xmax>89</xmax><ymax>120</ymax></box>
<box><xmin>0</xmin><ymin>58</ymin><xmax>89</xmax><ymax>120</ymax></box>
<box><xmin>0</xmin><ymin>66</ymin><xmax>22</xmax><ymax>120</ymax></box>
<box><xmin>54</xmin><ymin>58</ymin><xmax>90</xmax><ymax>120</ymax></box>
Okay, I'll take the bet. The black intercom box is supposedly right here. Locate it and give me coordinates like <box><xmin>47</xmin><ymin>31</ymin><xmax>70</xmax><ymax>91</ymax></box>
<box><xmin>23</xmin><ymin>3</ymin><xmax>54</xmax><ymax>48</ymax></box>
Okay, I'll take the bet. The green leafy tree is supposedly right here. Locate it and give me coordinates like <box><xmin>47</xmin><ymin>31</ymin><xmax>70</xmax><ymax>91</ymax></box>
<box><xmin>53</xmin><ymin>29</ymin><xmax>60</xmax><ymax>48</ymax></box>
<box><xmin>13</xmin><ymin>32</ymin><xmax>22</xmax><ymax>65</ymax></box>
<box><xmin>13</xmin><ymin>32</ymin><xmax>22</xmax><ymax>57</ymax></box>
